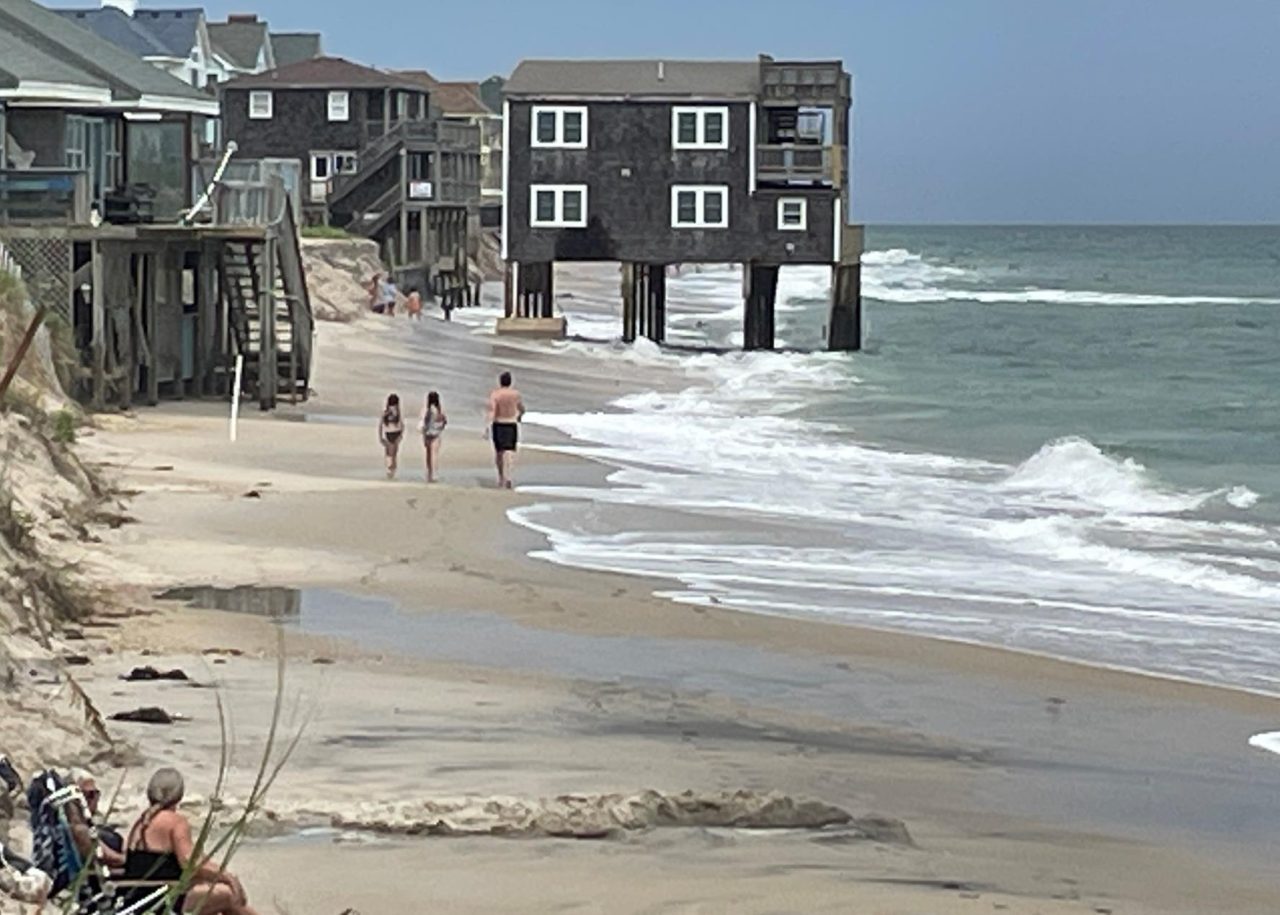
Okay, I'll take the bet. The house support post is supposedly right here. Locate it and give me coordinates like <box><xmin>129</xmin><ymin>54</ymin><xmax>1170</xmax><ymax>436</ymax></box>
<box><xmin>620</xmin><ymin>263</ymin><xmax>637</xmax><ymax>343</ymax></box>
<box><xmin>503</xmin><ymin>261</ymin><xmax>515</xmax><ymax>318</ymax></box>
<box><xmin>146</xmin><ymin>252</ymin><xmax>161</xmax><ymax>406</ymax></box>
<box><xmin>167</xmin><ymin>249</ymin><xmax>184</xmax><ymax>400</ymax></box>
<box><xmin>90</xmin><ymin>241</ymin><xmax>106</xmax><ymax>409</ymax></box>
<box><xmin>397</xmin><ymin>150</ymin><xmax>409</xmax><ymax>269</ymax></box>
<box><xmin>743</xmin><ymin>262</ymin><xmax>779</xmax><ymax>351</ymax></box>
<box><xmin>517</xmin><ymin>261</ymin><xmax>552</xmax><ymax>318</ymax></box>
<box><xmin>258</xmin><ymin>239</ymin><xmax>277</xmax><ymax>411</ymax></box>
<box><xmin>645</xmin><ymin>263</ymin><xmax>666</xmax><ymax>344</ymax></box>
<box><xmin>196</xmin><ymin>242</ymin><xmax>216</xmax><ymax>397</ymax></box>
<box><xmin>827</xmin><ymin>262</ymin><xmax>862</xmax><ymax>352</ymax></box>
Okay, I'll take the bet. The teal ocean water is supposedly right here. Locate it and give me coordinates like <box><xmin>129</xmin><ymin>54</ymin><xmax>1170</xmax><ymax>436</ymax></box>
<box><xmin>510</xmin><ymin>227</ymin><xmax>1280</xmax><ymax>695</ymax></box>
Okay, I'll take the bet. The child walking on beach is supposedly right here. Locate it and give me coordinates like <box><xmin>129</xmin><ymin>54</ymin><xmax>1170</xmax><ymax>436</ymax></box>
<box><xmin>420</xmin><ymin>391</ymin><xmax>448</xmax><ymax>482</ymax></box>
<box><xmin>405</xmin><ymin>287</ymin><xmax>423</xmax><ymax>320</ymax></box>
<box><xmin>378</xmin><ymin>394</ymin><xmax>405</xmax><ymax>478</ymax></box>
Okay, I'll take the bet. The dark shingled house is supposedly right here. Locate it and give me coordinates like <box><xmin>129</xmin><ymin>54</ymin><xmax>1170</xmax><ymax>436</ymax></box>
<box><xmin>501</xmin><ymin>55</ymin><xmax>863</xmax><ymax>350</ymax></box>
<box><xmin>221</xmin><ymin>57</ymin><xmax>481</xmax><ymax>294</ymax></box>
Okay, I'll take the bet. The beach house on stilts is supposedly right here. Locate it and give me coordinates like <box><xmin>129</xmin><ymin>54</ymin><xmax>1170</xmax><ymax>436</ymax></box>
<box><xmin>220</xmin><ymin>58</ymin><xmax>482</xmax><ymax>305</ymax></box>
<box><xmin>499</xmin><ymin>55</ymin><xmax>863</xmax><ymax>350</ymax></box>
<box><xmin>0</xmin><ymin>0</ymin><xmax>313</xmax><ymax>411</ymax></box>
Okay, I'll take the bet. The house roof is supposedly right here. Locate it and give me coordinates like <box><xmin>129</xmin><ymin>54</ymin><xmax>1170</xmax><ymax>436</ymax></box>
<box><xmin>433</xmin><ymin>81</ymin><xmax>491</xmax><ymax>116</ymax></box>
<box><xmin>270</xmin><ymin>32</ymin><xmax>321</xmax><ymax>68</ymax></box>
<box><xmin>208</xmin><ymin>17</ymin><xmax>270</xmax><ymax>70</ymax></box>
<box><xmin>224</xmin><ymin>57</ymin><xmax>425</xmax><ymax>91</ymax></box>
<box><xmin>396</xmin><ymin>69</ymin><xmax>438</xmax><ymax>90</ymax></box>
<box><xmin>505</xmin><ymin>59</ymin><xmax>763</xmax><ymax>99</ymax></box>
<box><xmin>56</xmin><ymin>7</ymin><xmax>203</xmax><ymax>59</ymax></box>
<box><xmin>0</xmin><ymin>0</ymin><xmax>217</xmax><ymax>113</ymax></box>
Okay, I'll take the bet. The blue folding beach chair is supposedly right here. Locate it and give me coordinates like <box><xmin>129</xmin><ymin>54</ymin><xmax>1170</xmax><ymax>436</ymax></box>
<box><xmin>26</xmin><ymin>771</ymin><xmax>173</xmax><ymax>915</ymax></box>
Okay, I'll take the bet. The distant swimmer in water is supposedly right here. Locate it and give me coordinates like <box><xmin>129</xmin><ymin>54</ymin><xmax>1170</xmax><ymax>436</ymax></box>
<box><xmin>420</xmin><ymin>391</ymin><xmax>448</xmax><ymax>483</ymax></box>
<box><xmin>378</xmin><ymin>393</ymin><xmax>405</xmax><ymax>478</ymax></box>
<box><xmin>484</xmin><ymin>371</ymin><xmax>525</xmax><ymax>489</ymax></box>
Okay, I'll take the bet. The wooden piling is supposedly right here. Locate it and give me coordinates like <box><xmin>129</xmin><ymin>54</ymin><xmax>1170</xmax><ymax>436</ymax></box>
<box><xmin>827</xmin><ymin>262</ymin><xmax>861</xmax><ymax>351</ymax></box>
<box><xmin>258</xmin><ymin>238</ymin><xmax>277</xmax><ymax>411</ymax></box>
<box><xmin>90</xmin><ymin>241</ymin><xmax>106</xmax><ymax>409</ymax></box>
<box><xmin>743</xmin><ymin>263</ymin><xmax>779</xmax><ymax>351</ymax></box>
<box><xmin>621</xmin><ymin>262</ymin><xmax>637</xmax><ymax>343</ymax></box>
<box><xmin>146</xmin><ymin>252</ymin><xmax>160</xmax><ymax>407</ymax></box>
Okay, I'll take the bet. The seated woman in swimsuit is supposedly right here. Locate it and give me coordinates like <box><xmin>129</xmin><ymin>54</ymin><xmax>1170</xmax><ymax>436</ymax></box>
<box><xmin>123</xmin><ymin>768</ymin><xmax>260</xmax><ymax>915</ymax></box>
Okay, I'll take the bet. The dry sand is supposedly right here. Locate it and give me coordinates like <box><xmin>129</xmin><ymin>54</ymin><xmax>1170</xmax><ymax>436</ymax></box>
<box><xmin>32</xmin><ymin>309</ymin><xmax>1280</xmax><ymax>914</ymax></box>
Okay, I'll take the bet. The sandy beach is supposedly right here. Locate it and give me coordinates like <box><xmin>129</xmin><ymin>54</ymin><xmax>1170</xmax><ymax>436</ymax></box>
<box><xmin>42</xmin><ymin>290</ymin><xmax>1280</xmax><ymax>915</ymax></box>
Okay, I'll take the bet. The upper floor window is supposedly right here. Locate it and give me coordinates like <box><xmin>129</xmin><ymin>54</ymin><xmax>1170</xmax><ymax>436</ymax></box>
<box><xmin>532</xmin><ymin>106</ymin><xmax>587</xmax><ymax>149</ymax></box>
<box><xmin>777</xmin><ymin>197</ymin><xmax>807</xmax><ymax>231</ymax></box>
<box><xmin>249</xmin><ymin>90</ymin><xmax>273</xmax><ymax>120</ymax></box>
<box><xmin>328</xmin><ymin>91</ymin><xmax>350</xmax><ymax>122</ymax></box>
<box><xmin>672</xmin><ymin>106</ymin><xmax>728</xmax><ymax>150</ymax></box>
<box><xmin>671</xmin><ymin>185</ymin><xmax>728</xmax><ymax>229</ymax></box>
<box><xmin>530</xmin><ymin>183</ymin><xmax>588</xmax><ymax>228</ymax></box>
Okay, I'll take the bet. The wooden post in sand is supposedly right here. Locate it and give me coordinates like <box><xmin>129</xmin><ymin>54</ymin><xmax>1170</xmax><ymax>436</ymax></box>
<box><xmin>742</xmin><ymin>263</ymin><xmax>779</xmax><ymax>351</ymax></box>
<box><xmin>229</xmin><ymin>353</ymin><xmax>244</xmax><ymax>442</ymax></box>
<box><xmin>90</xmin><ymin>241</ymin><xmax>106</xmax><ymax>409</ymax></box>
<box><xmin>620</xmin><ymin>262</ymin><xmax>637</xmax><ymax>343</ymax></box>
<box><xmin>0</xmin><ymin>306</ymin><xmax>48</xmax><ymax>405</ymax></box>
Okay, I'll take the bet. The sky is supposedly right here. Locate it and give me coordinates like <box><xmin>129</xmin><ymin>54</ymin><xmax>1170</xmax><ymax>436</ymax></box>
<box><xmin>71</xmin><ymin>0</ymin><xmax>1280</xmax><ymax>223</ymax></box>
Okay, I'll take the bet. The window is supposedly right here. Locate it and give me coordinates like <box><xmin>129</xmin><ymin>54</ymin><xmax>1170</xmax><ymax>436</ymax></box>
<box><xmin>671</xmin><ymin>106</ymin><xmax>729</xmax><ymax>150</ymax></box>
<box><xmin>311</xmin><ymin>152</ymin><xmax>358</xmax><ymax>180</ymax></box>
<box><xmin>531</xmin><ymin>106</ymin><xmax>588</xmax><ymax>148</ymax></box>
<box><xmin>670</xmin><ymin>185</ymin><xmax>729</xmax><ymax>228</ymax></box>
<box><xmin>249</xmin><ymin>90</ymin><xmax>272</xmax><ymax>119</ymax></box>
<box><xmin>327</xmin><ymin>91</ymin><xmax>350</xmax><ymax>122</ymax></box>
<box><xmin>777</xmin><ymin>197</ymin><xmax>807</xmax><ymax>231</ymax></box>
<box><xmin>529</xmin><ymin>184</ymin><xmax>588</xmax><ymax>228</ymax></box>
<box><xmin>64</xmin><ymin>116</ymin><xmax>86</xmax><ymax>171</ymax></box>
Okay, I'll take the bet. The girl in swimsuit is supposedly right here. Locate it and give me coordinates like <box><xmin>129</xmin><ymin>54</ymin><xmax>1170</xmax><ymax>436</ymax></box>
<box><xmin>123</xmin><ymin>768</ymin><xmax>260</xmax><ymax>915</ymax></box>
<box><xmin>420</xmin><ymin>391</ymin><xmax>448</xmax><ymax>483</ymax></box>
<box><xmin>379</xmin><ymin>393</ymin><xmax>405</xmax><ymax>479</ymax></box>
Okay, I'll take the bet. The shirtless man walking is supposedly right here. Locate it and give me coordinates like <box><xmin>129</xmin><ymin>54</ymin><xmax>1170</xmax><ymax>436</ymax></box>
<box><xmin>485</xmin><ymin>371</ymin><xmax>525</xmax><ymax>489</ymax></box>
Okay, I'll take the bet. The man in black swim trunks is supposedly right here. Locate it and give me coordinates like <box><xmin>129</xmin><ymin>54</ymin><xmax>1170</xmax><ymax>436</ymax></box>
<box><xmin>485</xmin><ymin>371</ymin><xmax>525</xmax><ymax>489</ymax></box>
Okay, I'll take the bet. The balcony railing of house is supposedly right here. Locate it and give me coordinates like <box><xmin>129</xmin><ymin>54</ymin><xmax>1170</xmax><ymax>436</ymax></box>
<box><xmin>0</xmin><ymin>169</ymin><xmax>90</xmax><ymax>226</ymax></box>
<box><xmin>192</xmin><ymin>158</ymin><xmax>303</xmax><ymax>225</ymax></box>
<box><xmin>756</xmin><ymin>145</ymin><xmax>843</xmax><ymax>187</ymax></box>
<box><xmin>333</xmin><ymin>119</ymin><xmax>484</xmax><ymax>200</ymax></box>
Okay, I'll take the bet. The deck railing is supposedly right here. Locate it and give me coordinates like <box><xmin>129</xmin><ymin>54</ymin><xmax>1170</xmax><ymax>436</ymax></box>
<box><xmin>193</xmin><ymin>158</ymin><xmax>302</xmax><ymax>225</ymax></box>
<box><xmin>0</xmin><ymin>169</ymin><xmax>90</xmax><ymax>225</ymax></box>
<box><xmin>756</xmin><ymin>145</ymin><xmax>840</xmax><ymax>186</ymax></box>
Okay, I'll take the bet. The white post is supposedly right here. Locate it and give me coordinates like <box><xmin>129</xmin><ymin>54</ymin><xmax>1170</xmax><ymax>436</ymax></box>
<box><xmin>229</xmin><ymin>353</ymin><xmax>244</xmax><ymax>442</ymax></box>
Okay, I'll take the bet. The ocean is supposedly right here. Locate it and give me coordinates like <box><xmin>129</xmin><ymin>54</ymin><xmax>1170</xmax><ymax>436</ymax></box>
<box><xmin>481</xmin><ymin>227</ymin><xmax>1280</xmax><ymax>696</ymax></box>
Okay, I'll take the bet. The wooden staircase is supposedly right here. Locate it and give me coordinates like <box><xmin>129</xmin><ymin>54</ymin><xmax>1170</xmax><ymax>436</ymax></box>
<box><xmin>219</xmin><ymin>202</ymin><xmax>313</xmax><ymax>408</ymax></box>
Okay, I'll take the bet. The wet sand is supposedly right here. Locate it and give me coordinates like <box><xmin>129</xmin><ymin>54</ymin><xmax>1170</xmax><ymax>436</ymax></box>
<box><xmin>71</xmin><ymin>303</ymin><xmax>1280</xmax><ymax>914</ymax></box>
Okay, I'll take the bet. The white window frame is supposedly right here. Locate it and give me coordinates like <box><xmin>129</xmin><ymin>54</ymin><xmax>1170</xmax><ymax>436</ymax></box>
<box><xmin>529</xmin><ymin>183</ymin><xmax>588</xmax><ymax>228</ymax></box>
<box><xmin>248</xmin><ymin>90</ymin><xmax>273</xmax><ymax>120</ymax></box>
<box><xmin>671</xmin><ymin>106</ymin><xmax>729</xmax><ymax>150</ymax></box>
<box><xmin>670</xmin><ymin>184</ymin><xmax>729</xmax><ymax>229</ymax></box>
<box><xmin>777</xmin><ymin>197</ymin><xmax>808</xmax><ymax>231</ymax></box>
<box><xmin>327</xmin><ymin>90</ymin><xmax>350</xmax><ymax>122</ymax></box>
<box><xmin>531</xmin><ymin>105</ymin><xmax>588</xmax><ymax>149</ymax></box>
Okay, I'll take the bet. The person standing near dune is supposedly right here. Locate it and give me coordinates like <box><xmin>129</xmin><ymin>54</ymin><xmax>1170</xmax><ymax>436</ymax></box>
<box><xmin>485</xmin><ymin>372</ymin><xmax>525</xmax><ymax>489</ymax></box>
